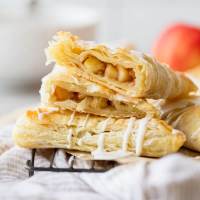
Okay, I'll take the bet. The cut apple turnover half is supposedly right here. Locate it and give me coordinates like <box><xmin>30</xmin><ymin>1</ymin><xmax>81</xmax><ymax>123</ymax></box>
<box><xmin>13</xmin><ymin>107</ymin><xmax>185</xmax><ymax>158</ymax></box>
<box><xmin>40</xmin><ymin>66</ymin><xmax>159</xmax><ymax>118</ymax></box>
<box><xmin>46</xmin><ymin>32</ymin><xmax>197</xmax><ymax>100</ymax></box>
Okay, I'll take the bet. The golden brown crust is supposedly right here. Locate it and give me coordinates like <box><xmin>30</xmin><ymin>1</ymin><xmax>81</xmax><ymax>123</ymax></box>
<box><xmin>46</xmin><ymin>32</ymin><xmax>197</xmax><ymax>100</ymax></box>
<box><xmin>13</xmin><ymin>107</ymin><xmax>185</xmax><ymax>158</ymax></box>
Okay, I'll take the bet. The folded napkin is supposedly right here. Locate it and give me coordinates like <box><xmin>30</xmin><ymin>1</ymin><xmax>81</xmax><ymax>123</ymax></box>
<box><xmin>1</xmin><ymin>125</ymin><xmax>200</xmax><ymax>200</ymax></box>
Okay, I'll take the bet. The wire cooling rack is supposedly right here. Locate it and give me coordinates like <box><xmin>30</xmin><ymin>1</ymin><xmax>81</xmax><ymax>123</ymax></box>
<box><xmin>26</xmin><ymin>149</ymin><xmax>117</xmax><ymax>177</ymax></box>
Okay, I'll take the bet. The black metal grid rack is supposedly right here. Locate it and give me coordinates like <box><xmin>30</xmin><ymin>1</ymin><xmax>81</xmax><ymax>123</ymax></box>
<box><xmin>27</xmin><ymin>149</ymin><xmax>116</xmax><ymax>177</ymax></box>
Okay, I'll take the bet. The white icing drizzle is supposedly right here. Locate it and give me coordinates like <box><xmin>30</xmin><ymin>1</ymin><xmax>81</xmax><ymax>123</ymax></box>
<box><xmin>87</xmin><ymin>84</ymin><xmax>101</xmax><ymax>93</ymax></box>
<box><xmin>135</xmin><ymin>115</ymin><xmax>151</xmax><ymax>156</ymax></box>
<box><xmin>82</xmin><ymin>114</ymin><xmax>90</xmax><ymax>128</ymax></box>
<box><xmin>76</xmin><ymin>115</ymin><xmax>90</xmax><ymax>145</ymax></box>
<box><xmin>67</xmin><ymin>129</ymin><xmax>73</xmax><ymax>148</ymax></box>
<box><xmin>67</xmin><ymin>111</ymin><xmax>76</xmax><ymax>126</ymax></box>
<box><xmin>77</xmin><ymin>132</ymin><xmax>91</xmax><ymax>146</ymax></box>
<box><xmin>101</xmin><ymin>118</ymin><xmax>110</xmax><ymax>132</ymax></box>
<box><xmin>92</xmin><ymin>118</ymin><xmax>110</xmax><ymax>153</ymax></box>
<box><xmin>68</xmin><ymin>155</ymin><xmax>75</xmax><ymax>167</ymax></box>
<box><xmin>122</xmin><ymin>118</ymin><xmax>135</xmax><ymax>151</ymax></box>
<box><xmin>96</xmin><ymin>133</ymin><xmax>105</xmax><ymax>153</ymax></box>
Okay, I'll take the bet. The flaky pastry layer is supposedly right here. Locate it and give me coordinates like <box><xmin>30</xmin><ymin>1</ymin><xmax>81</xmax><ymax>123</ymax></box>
<box><xmin>13</xmin><ymin>107</ymin><xmax>185</xmax><ymax>158</ymax></box>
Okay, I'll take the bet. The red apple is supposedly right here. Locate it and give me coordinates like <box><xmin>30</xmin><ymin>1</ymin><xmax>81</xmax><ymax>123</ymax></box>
<box><xmin>152</xmin><ymin>23</ymin><xmax>200</xmax><ymax>71</ymax></box>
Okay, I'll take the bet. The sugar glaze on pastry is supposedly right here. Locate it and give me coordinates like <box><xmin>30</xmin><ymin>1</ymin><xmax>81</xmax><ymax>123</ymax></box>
<box><xmin>135</xmin><ymin>115</ymin><xmax>151</xmax><ymax>156</ymax></box>
<box><xmin>13</xmin><ymin>108</ymin><xmax>186</xmax><ymax>158</ymax></box>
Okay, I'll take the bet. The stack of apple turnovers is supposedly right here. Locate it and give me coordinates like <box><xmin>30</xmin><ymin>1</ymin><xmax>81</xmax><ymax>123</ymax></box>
<box><xmin>13</xmin><ymin>32</ymin><xmax>200</xmax><ymax>159</ymax></box>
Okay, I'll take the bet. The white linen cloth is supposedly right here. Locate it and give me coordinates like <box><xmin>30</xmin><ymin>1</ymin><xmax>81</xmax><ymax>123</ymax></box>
<box><xmin>1</xmin><ymin>125</ymin><xmax>200</xmax><ymax>200</ymax></box>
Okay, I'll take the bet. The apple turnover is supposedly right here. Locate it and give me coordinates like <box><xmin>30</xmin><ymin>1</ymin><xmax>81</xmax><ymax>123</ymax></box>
<box><xmin>13</xmin><ymin>107</ymin><xmax>185</xmax><ymax>158</ymax></box>
<box><xmin>46</xmin><ymin>32</ymin><xmax>197</xmax><ymax>99</ymax></box>
<box><xmin>164</xmin><ymin>100</ymin><xmax>200</xmax><ymax>152</ymax></box>
<box><xmin>40</xmin><ymin>65</ymin><xmax>159</xmax><ymax>118</ymax></box>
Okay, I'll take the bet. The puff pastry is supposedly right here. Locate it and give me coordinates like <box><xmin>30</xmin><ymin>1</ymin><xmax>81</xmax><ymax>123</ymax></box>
<box><xmin>164</xmin><ymin>101</ymin><xmax>200</xmax><ymax>152</ymax></box>
<box><xmin>46</xmin><ymin>32</ymin><xmax>197</xmax><ymax>99</ymax></box>
<box><xmin>13</xmin><ymin>107</ymin><xmax>185</xmax><ymax>158</ymax></box>
<box><xmin>40</xmin><ymin>65</ymin><xmax>159</xmax><ymax>118</ymax></box>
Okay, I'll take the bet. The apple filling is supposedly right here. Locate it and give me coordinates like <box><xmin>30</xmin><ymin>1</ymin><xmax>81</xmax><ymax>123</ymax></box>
<box><xmin>54</xmin><ymin>86</ymin><xmax>86</xmax><ymax>102</ymax></box>
<box><xmin>53</xmin><ymin>86</ymin><xmax>132</xmax><ymax>111</ymax></box>
<box><xmin>83</xmin><ymin>56</ymin><xmax>135</xmax><ymax>83</ymax></box>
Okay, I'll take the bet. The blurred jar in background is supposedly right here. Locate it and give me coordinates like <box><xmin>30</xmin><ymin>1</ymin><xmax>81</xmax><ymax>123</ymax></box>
<box><xmin>0</xmin><ymin>0</ymin><xmax>99</xmax><ymax>90</ymax></box>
